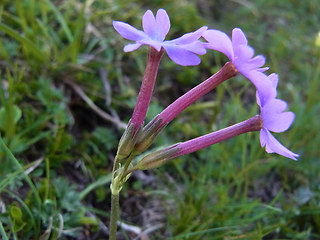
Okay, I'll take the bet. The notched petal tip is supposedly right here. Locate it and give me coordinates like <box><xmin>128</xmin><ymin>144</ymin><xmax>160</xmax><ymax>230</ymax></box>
<box><xmin>202</xmin><ymin>29</ymin><xmax>233</xmax><ymax>60</ymax></box>
<box><xmin>232</xmin><ymin>27</ymin><xmax>248</xmax><ymax>46</ymax></box>
<box><xmin>268</xmin><ymin>73</ymin><xmax>279</xmax><ymax>89</ymax></box>
<box><xmin>156</xmin><ymin>9</ymin><xmax>171</xmax><ymax>40</ymax></box>
<box><xmin>143</xmin><ymin>9</ymin><xmax>157</xmax><ymax>36</ymax></box>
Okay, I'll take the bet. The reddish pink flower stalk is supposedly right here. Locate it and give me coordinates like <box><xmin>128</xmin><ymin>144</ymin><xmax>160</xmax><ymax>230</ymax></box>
<box><xmin>158</xmin><ymin>61</ymin><xmax>238</xmax><ymax>126</ymax></box>
<box><xmin>130</xmin><ymin>47</ymin><xmax>164</xmax><ymax>132</ymax></box>
<box><xmin>174</xmin><ymin>115</ymin><xmax>262</xmax><ymax>157</ymax></box>
<box><xmin>137</xmin><ymin>115</ymin><xmax>262</xmax><ymax>170</ymax></box>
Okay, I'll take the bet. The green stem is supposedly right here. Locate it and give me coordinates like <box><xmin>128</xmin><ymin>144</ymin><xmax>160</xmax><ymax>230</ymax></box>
<box><xmin>120</xmin><ymin>153</ymin><xmax>135</xmax><ymax>180</ymax></box>
<box><xmin>112</xmin><ymin>155</ymin><xmax>121</xmax><ymax>174</ymax></box>
<box><xmin>0</xmin><ymin>221</ymin><xmax>9</xmax><ymax>240</ymax></box>
<box><xmin>45</xmin><ymin>157</ymin><xmax>50</xmax><ymax>200</ymax></box>
<box><xmin>109</xmin><ymin>193</ymin><xmax>119</xmax><ymax>240</ymax></box>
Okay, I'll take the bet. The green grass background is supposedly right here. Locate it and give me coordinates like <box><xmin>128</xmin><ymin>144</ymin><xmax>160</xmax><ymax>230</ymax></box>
<box><xmin>0</xmin><ymin>0</ymin><xmax>319</xmax><ymax>239</ymax></box>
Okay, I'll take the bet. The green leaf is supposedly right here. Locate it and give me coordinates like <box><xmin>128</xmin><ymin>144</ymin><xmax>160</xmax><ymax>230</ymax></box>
<box><xmin>0</xmin><ymin>105</ymin><xmax>22</xmax><ymax>130</ymax></box>
<box><xmin>79</xmin><ymin>173</ymin><xmax>112</xmax><ymax>200</ymax></box>
<box><xmin>0</xmin><ymin>22</ymin><xmax>46</xmax><ymax>61</ymax></box>
<box><xmin>10</xmin><ymin>206</ymin><xmax>22</xmax><ymax>222</ymax></box>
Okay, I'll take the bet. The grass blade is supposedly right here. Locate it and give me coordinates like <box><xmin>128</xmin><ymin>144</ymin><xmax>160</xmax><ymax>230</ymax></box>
<box><xmin>0</xmin><ymin>22</ymin><xmax>45</xmax><ymax>61</ymax></box>
<box><xmin>44</xmin><ymin>0</ymin><xmax>74</xmax><ymax>43</ymax></box>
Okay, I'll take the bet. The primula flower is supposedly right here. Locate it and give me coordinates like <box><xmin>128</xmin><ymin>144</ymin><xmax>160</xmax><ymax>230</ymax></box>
<box><xmin>203</xmin><ymin>28</ymin><xmax>275</xmax><ymax>106</ymax></box>
<box><xmin>259</xmin><ymin>97</ymin><xmax>299</xmax><ymax>160</ymax></box>
<box><xmin>113</xmin><ymin>9</ymin><xmax>207</xmax><ymax>66</ymax></box>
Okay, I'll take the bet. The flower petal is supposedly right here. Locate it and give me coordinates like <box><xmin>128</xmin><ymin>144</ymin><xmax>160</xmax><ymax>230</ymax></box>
<box><xmin>257</xmin><ymin>67</ymin><xmax>269</xmax><ymax>72</ymax></box>
<box><xmin>233</xmin><ymin>45</ymin><xmax>254</xmax><ymax>64</ymax></box>
<box><xmin>171</xmin><ymin>26</ymin><xmax>208</xmax><ymax>45</ymax></box>
<box><xmin>243</xmin><ymin>70</ymin><xmax>276</xmax><ymax>106</ymax></box>
<box><xmin>263</xmin><ymin>98</ymin><xmax>288</xmax><ymax>113</ymax></box>
<box><xmin>124</xmin><ymin>43</ymin><xmax>142</xmax><ymax>52</ymax></box>
<box><xmin>113</xmin><ymin>21</ymin><xmax>147</xmax><ymax>41</ymax></box>
<box><xmin>142</xmin><ymin>10</ymin><xmax>158</xmax><ymax>39</ymax></box>
<box><xmin>202</xmin><ymin>29</ymin><xmax>233</xmax><ymax>60</ymax></box>
<box><xmin>264</xmin><ymin>111</ymin><xmax>295</xmax><ymax>133</ymax></box>
<box><xmin>268</xmin><ymin>73</ymin><xmax>279</xmax><ymax>89</ymax></box>
<box><xmin>180</xmin><ymin>41</ymin><xmax>207</xmax><ymax>55</ymax></box>
<box><xmin>260</xmin><ymin>129</ymin><xmax>299</xmax><ymax>160</ymax></box>
<box><xmin>163</xmin><ymin>44</ymin><xmax>201</xmax><ymax>66</ymax></box>
<box><xmin>261</xmin><ymin>98</ymin><xmax>294</xmax><ymax>132</ymax></box>
<box><xmin>138</xmin><ymin>39</ymin><xmax>162</xmax><ymax>52</ymax></box>
<box><xmin>259</xmin><ymin>128</ymin><xmax>268</xmax><ymax>147</ymax></box>
<box><xmin>155</xmin><ymin>9</ymin><xmax>170</xmax><ymax>40</ymax></box>
<box><xmin>256</xmin><ymin>73</ymin><xmax>279</xmax><ymax>106</ymax></box>
<box><xmin>232</xmin><ymin>28</ymin><xmax>248</xmax><ymax>46</ymax></box>
<box><xmin>246</xmin><ymin>55</ymin><xmax>266</xmax><ymax>70</ymax></box>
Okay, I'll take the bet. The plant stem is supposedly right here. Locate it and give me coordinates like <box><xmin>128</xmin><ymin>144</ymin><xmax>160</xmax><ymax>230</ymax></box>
<box><xmin>157</xmin><ymin>61</ymin><xmax>238</xmax><ymax>126</ymax></box>
<box><xmin>174</xmin><ymin>115</ymin><xmax>262</xmax><ymax>157</ymax></box>
<box><xmin>45</xmin><ymin>157</ymin><xmax>50</xmax><ymax>200</ymax></box>
<box><xmin>0</xmin><ymin>221</ymin><xmax>9</xmax><ymax>240</ymax></box>
<box><xmin>109</xmin><ymin>193</ymin><xmax>119</xmax><ymax>240</ymax></box>
<box><xmin>130</xmin><ymin>47</ymin><xmax>164</xmax><ymax>132</ymax></box>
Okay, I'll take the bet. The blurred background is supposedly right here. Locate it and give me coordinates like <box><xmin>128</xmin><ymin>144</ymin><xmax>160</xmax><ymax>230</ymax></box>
<box><xmin>0</xmin><ymin>0</ymin><xmax>319</xmax><ymax>239</ymax></box>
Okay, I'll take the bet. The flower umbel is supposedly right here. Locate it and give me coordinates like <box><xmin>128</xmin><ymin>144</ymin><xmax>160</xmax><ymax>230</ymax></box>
<box><xmin>109</xmin><ymin>8</ymin><xmax>299</xmax><ymax>240</ymax></box>
<box><xmin>203</xmin><ymin>28</ymin><xmax>275</xmax><ymax>105</ymax></box>
<box><xmin>113</xmin><ymin>9</ymin><xmax>207</xmax><ymax>66</ymax></box>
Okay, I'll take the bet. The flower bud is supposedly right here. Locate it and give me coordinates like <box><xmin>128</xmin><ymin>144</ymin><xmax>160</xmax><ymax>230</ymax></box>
<box><xmin>117</xmin><ymin>122</ymin><xmax>142</xmax><ymax>160</ymax></box>
<box><xmin>134</xmin><ymin>116</ymin><xmax>166</xmax><ymax>154</ymax></box>
<box><xmin>136</xmin><ymin>144</ymin><xmax>180</xmax><ymax>170</ymax></box>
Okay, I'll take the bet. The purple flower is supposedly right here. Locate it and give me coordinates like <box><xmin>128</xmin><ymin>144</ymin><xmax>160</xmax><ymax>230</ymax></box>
<box><xmin>203</xmin><ymin>28</ymin><xmax>275</xmax><ymax>106</ymax></box>
<box><xmin>259</xmin><ymin>96</ymin><xmax>299</xmax><ymax>160</ymax></box>
<box><xmin>113</xmin><ymin>9</ymin><xmax>207</xmax><ymax>66</ymax></box>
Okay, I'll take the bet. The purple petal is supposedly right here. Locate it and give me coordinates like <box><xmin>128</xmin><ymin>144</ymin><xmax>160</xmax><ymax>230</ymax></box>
<box><xmin>232</xmin><ymin>28</ymin><xmax>248</xmax><ymax>46</ymax></box>
<box><xmin>202</xmin><ymin>29</ymin><xmax>233</xmax><ymax>61</ymax></box>
<box><xmin>256</xmin><ymin>92</ymin><xmax>262</xmax><ymax>107</ymax></box>
<box><xmin>243</xmin><ymin>70</ymin><xmax>276</xmax><ymax>106</ymax></box>
<box><xmin>113</xmin><ymin>21</ymin><xmax>146</xmax><ymax>41</ymax></box>
<box><xmin>155</xmin><ymin>9</ymin><xmax>170</xmax><ymax>40</ymax></box>
<box><xmin>263</xmin><ymin>111</ymin><xmax>295</xmax><ymax>133</ymax></box>
<box><xmin>163</xmin><ymin>44</ymin><xmax>201</xmax><ymax>66</ymax></box>
<box><xmin>261</xmin><ymin>98</ymin><xmax>294</xmax><ymax>132</ymax></box>
<box><xmin>138</xmin><ymin>39</ymin><xmax>162</xmax><ymax>52</ymax></box>
<box><xmin>233</xmin><ymin>45</ymin><xmax>254</xmax><ymax>64</ymax></box>
<box><xmin>256</xmin><ymin>73</ymin><xmax>279</xmax><ymax>106</ymax></box>
<box><xmin>260</xmin><ymin>129</ymin><xmax>299</xmax><ymax>160</ymax></box>
<box><xmin>263</xmin><ymin>98</ymin><xmax>288</xmax><ymax>113</ymax></box>
<box><xmin>181</xmin><ymin>41</ymin><xmax>207</xmax><ymax>55</ymax></box>
<box><xmin>142</xmin><ymin>10</ymin><xmax>158</xmax><ymax>39</ymax></box>
<box><xmin>260</xmin><ymin>127</ymin><xmax>268</xmax><ymax>147</ymax></box>
<box><xmin>257</xmin><ymin>67</ymin><xmax>270</xmax><ymax>72</ymax></box>
<box><xmin>124</xmin><ymin>43</ymin><xmax>142</xmax><ymax>52</ymax></box>
<box><xmin>171</xmin><ymin>26</ymin><xmax>208</xmax><ymax>45</ymax></box>
<box><xmin>247</xmin><ymin>55</ymin><xmax>266</xmax><ymax>70</ymax></box>
<box><xmin>268</xmin><ymin>73</ymin><xmax>279</xmax><ymax>89</ymax></box>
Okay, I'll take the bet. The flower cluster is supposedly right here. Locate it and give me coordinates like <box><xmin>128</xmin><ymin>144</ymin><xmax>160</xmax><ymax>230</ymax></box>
<box><xmin>111</xmin><ymin>8</ymin><xmax>299</xmax><ymax>188</ymax></box>
<box><xmin>113</xmin><ymin>9</ymin><xmax>207</xmax><ymax>66</ymax></box>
